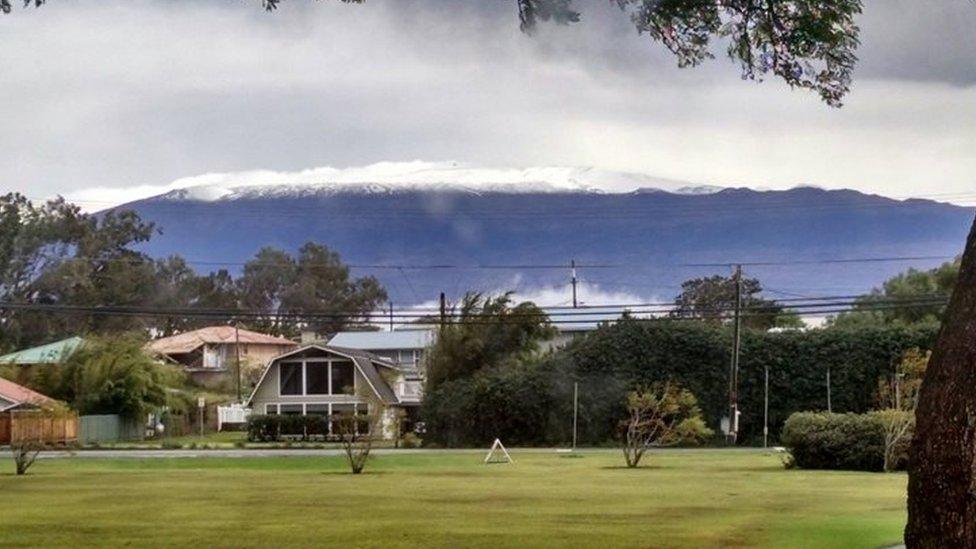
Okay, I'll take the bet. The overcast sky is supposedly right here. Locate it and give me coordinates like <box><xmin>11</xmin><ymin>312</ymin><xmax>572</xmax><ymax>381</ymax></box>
<box><xmin>2</xmin><ymin>0</ymin><xmax>974</xmax><ymax>207</ymax></box>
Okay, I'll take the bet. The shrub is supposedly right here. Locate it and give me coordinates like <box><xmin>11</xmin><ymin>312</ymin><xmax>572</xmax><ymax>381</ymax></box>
<box><xmin>246</xmin><ymin>414</ymin><xmax>331</xmax><ymax>442</ymax></box>
<box><xmin>780</xmin><ymin>412</ymin><xmax>886</xmax><ymax>471</ymax></box>
<box><xmin>401</xmin><ymin>432</ymin><xmax>422</xmax><ymax>448</ymax></box>
<box><xmin>246</xmin><ymin>415</ymin><xmax>280</xmax><ymax>442</ymax></box>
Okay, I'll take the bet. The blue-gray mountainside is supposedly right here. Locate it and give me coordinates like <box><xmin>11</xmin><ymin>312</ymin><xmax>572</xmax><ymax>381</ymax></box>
<box><xmin>114</xmin><ymin>185</ymin><xmax>973</xmax><ymax>305</ymax></box>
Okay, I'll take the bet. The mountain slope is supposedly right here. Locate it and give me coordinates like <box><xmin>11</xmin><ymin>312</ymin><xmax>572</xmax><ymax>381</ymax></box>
<box><xmin>115</xmin><ymin>185</ymin><xmax>974</xmax><ymax>305</ymax></box>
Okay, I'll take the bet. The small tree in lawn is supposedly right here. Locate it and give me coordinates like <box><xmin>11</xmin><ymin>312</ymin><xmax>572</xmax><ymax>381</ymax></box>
<box><xmin>620</xmin><ymin>383</ymin><xmax>712</xmax><ymax>469</ymax></box>
<box><xmin>332</xmin><ymin>400</ymin><xmax>385</xmax><ymax>475</ymax></box>
<box><xmin>875</xmin><ymin>348</ymin><xmax>928</xmax><ymax>472</ymax></box>
<box><xmin>10</xmin><ymin>402</ymin><xmax>73</xmax><ymax>476</ymax></box>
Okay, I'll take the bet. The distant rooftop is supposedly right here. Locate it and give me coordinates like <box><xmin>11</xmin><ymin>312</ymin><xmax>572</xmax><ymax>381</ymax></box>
<box><xmin>0</xmin><ymin>376</ymin><xmax>57</xmax><ymax>410</ymax></box>
<box><xmin>0</xmin><ymin>337</ymin><xmax>85</xmax><ymax>365</ymax></box>
<box><xmin>328</xmin><ymin>329</ymin><xmax>434</xmax><ymax>351</ymax></box>
<box><xmin>147</xmin><ymin>326</ymin><xmax>296</xmax><ymax>355</ymax></box>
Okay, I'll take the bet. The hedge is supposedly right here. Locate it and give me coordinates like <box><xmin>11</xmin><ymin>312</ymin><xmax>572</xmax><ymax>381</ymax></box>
<box><xmin>780</xmin><ymin>412</ymin><xmax>887</xmax><ymax>471</ymax></box>
<box><xmin>546</xmin><ymin>320</ymin><xmax>937</xmax><ymax>445</ymax></box>
<box><xmin>419</xmin><ymin>321</ymin><xmax>936</xmax><ymax>447</ymax></box>
<box><xmin>422</xmin><ymin>362</ymin><xmax>557</xmax><ymax>447</ymax></box>
<box><xmin>246</xmin><ymin>414</ymin><xmax>330</xmax><ymax>442</ymax></box>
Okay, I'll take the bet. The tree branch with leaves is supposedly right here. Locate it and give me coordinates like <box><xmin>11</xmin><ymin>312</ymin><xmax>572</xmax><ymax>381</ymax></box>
<box><xmin>620</xmin><ymin>382</ymin><xmax>712</xmax><ymax>468</ymax></box>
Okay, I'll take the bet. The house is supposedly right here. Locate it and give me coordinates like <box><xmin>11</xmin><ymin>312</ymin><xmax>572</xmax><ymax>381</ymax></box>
<box><xmin>327</xmin><ymin>329</ymin><xmax>430</xmax><ymax>403</ymax></box>
<box><xmin>246</xmin><ymin>344</ymin><xmax>421</xmax><ymax>439</ymax></box>
<box><xmin>146</xmin><ymin>326</ymin><xmax>297</xmax><ymax>385</ymax></box>
<box><xmin>0</xmin><ymin>336</ymin><xmax>85</xmax><ymax>368</ymax></box>
<box><xmin>0</xmin><ymin>376</ymin><xmax>58</xmax><ymax>412</ymax></box>
<box><xmin>327</xmin><ymin>329</ymin><xmax>432</xmax><ymax>374</ymax></box>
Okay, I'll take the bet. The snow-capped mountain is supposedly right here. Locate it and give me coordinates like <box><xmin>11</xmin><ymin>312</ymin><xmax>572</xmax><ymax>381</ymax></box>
<box><xmin>111</xmin><ymin>173</ymin><xmax>974</xmax><ymax>306</ymax></box>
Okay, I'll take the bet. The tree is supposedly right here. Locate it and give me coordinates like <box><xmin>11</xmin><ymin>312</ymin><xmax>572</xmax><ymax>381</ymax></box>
<box><xmin>830</xmin><ymin>259</ymin><xmax>960</xmax><ymax>328</ymax></box>
<box><xmin>331</xmin><ymin>402</ymin><xmax>383</xmax><ymax>475</ymax></box>
<box><xmin>906</xmin><ymin>224</ymin><xmax>976</xmax><ymax>547</ymax></box>
<box><xmin>31</xmin><ymin>335</ymin><xmax>185</xmax><ymax>419</ymax></box>
<box><xmin>671</xmin><ymin>275</ymin><xmax>800</xmax><ymax>330</ymax></box>
<box><xmin>8</xmin><ymin>402</ymin><xmax>74</xmax><ymax>476</ymax></box>
<box><xmin>874</xmin><ymin>349</ymin><xmax>927</xmax><ymax>473</ymax></box>
<box><xmin>620</xmin><ymin>382</ymin><xmax>711</xmax><ymax>468</ymax></box>
<box><xmin>0</xmin><ymin>194</ymin><xmax>160</xmax><ymax>350</ymax></box>
<box><xmin>238</xmin><ymin>243</ymin><xmax>387</xmax><ymax>337</ymax></box>
<box><xmin>424</xmin><ymin>292</ymin><xmax>554</xmax><ymax>390</ymax></box>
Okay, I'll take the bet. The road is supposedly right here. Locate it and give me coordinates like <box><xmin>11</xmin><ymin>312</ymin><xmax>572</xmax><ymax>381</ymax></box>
<box><xmin>34</xmin><ymin>447</ymin><xmax>769</xmax><ymax>459</ymax></box>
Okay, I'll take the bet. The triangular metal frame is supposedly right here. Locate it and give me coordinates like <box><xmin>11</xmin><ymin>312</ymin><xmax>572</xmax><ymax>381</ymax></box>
<box><xmin>484</xmin><ymin>438</ymin><xmax>513</xmax><ymax>464</ymax></box>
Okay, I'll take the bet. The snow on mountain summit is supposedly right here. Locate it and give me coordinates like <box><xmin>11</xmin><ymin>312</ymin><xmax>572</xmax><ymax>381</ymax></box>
<box><xmin>143</xmin><ymin>161</ymin><xmax>719</xmax><ymax>203</ymax></box>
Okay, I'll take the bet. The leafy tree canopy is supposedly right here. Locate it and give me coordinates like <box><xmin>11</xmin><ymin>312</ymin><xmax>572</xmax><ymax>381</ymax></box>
<box><xmin>829</xmin><ymin>259</ymin><xmax>960</xmax><ymax>328</ymax></box>
<box><xmin>671</xmin><ymin>274</ymin><xmax>803</xmax><ymax>330</ymax></box>
<box><xmin>424</xmin><ymin>292</ymin><xmax>554</xmax><ymax>390</ymax></box>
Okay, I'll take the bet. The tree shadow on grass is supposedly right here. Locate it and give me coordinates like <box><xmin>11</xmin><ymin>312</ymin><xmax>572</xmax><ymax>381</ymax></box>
<box><xmin>319</xmin><ymin>470</ymin><xmax>390</xmax><ymax>476</ymax></box>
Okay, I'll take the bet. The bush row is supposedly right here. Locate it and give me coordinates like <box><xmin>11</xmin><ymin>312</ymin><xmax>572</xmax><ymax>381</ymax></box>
<box><xmin>420</xmin><ymin>321</ymin><xmax>937</xmax><ymax>447</ymax></box>
<box><xmin>780</xmin><ymin>411</ymin><xmax>912</xmax><ymax>471</ymax></box>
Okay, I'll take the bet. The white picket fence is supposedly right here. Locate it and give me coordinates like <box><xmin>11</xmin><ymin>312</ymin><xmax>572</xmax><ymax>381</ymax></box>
<box><xmin>216</xmin><ymin>404</ymin><xmax>251</xmax><ymax>431</ymax></box>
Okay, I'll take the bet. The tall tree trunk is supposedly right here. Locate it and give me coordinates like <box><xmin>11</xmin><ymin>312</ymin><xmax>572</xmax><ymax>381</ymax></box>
<box><xmin>906</xmin><ymin>215</ymin><xmax>976</xmax><ymax>548</ymax></box>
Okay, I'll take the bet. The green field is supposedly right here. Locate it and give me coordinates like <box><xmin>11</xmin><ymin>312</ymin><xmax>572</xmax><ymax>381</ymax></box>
<box><xmin>0</xmin><ymin>450</ymin><xmax>906</xmax><ymax>548</ymax></box>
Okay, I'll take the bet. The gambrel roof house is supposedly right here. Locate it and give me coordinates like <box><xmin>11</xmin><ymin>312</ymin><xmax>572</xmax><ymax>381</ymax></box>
<box><xmin>246</xmin><ymin>344</ymin><xmax>421</xmax><ymax>439</ymax></box>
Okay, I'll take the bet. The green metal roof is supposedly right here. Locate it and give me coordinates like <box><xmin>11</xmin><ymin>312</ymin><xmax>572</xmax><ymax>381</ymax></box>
<box><xmin>0</xmin><ymin>336</ymin><xmax>84</xmax><ymax>365</ymax></box>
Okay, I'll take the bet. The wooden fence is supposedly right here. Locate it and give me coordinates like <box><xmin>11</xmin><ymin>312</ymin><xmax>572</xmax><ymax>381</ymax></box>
<box><xmin>0</xmin><ymin>410</ymin><xmax>79</xmax><ymax>445</ymax></box>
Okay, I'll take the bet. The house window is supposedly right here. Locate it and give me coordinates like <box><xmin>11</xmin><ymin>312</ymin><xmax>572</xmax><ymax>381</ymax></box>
<box><xmin>280</xmin><ymin>362</ymin><xmax>303</xmax><ymax>395</ymax></box>
<box><xmin>331</xmin><ymin>362</ymin><xmax>355</xmax><ymax>395</ymax></box>
<box><xmin>305</xmin><ymin>363</ymin><xmax>330</xmax><ymax>395</ymax></box>
<box><xmin>266</xmin><ymin>404</ymin><xmax>279</xmax><ymax>415</ymax></box>
<box><xmin>280</xmin><ymin>404</ymin><xmax>303</xmax><ymax>415</ymax></box>
<box><xmin>306</xmin><ymin>404</ymin><xmax>329</xmax><ymax>416</ymax></box>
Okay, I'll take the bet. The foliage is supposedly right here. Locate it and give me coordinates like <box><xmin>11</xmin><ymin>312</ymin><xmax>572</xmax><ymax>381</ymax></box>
<box><xmin>238</xmin><ymin>242</ymin><xmax>387</xmax><ymax>337</ymax></box>
<box><xmin>871</xmin><ymin>348</ymin><xmax>926</xmax><ymax>472</ymax></box>
<box><xmin>872</xmin><ymin>409</ymin><xmax>914</xmax><ymax>473</ymax></box>
<box><xmin>0</xmin><ymin>194</ymin><xmax>158</xmax><ymax>351</ymax></box>
<box><xmin>545</xmin><ymin>318</ymin><xmax>937</xmax><ymax>445</ymax></box>
<box><xmin>422</xmin><ymin>361</ymin><xmax>556</xmax><ymax>447</ymax></box>
<box><xmin>620</xmin><ymin>383</ymin><xmax>712</xmax><ymax>468</ymax></box>
<box><xmin>830</xmin><ymin>259</ymin><xmax>960</xmax><ymax>328</ymax></box>
<box><xmin>424</xmin><ymin>292</ymin><xmax>553</xmax><ymax>390</ymax></box>
<box><xmin>332</xmin><ymin>405</ymin><xmax>382</xmax><ymax>475</ymax></box>
<box><xmin>780</xmin><ymin>411</ymin><xmax>891</xmax><ymax>472</ymax></box>
<box><xmin>28</xmin><ymin>335</ymin><xmax>185</xmax><ymax>419</ymax></box>
<box><xmin>8</xmin><ymin>402</ymin><xmax>75</xmax><ymax>475</ymax></box>
<box><xmin>670</xmin><ymin>274</ymin><xmax>801</xmax><ymax>330</ymax></box>
<box><xmin>245</xmin><ymin>414</ymin><xmax>331</xmax><ymax>442</ymax></box>
<box><xmin>400</xmin><ymin>432</ymin><xmax>422</xmax><ymax>449</ymax></box>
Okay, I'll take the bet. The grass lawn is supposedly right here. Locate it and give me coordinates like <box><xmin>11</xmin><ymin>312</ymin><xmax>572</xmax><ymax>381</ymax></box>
<box><xmin>0</xmin><ymin>450</ymin><xmax>906</xmax><ymax>548</ymax></box>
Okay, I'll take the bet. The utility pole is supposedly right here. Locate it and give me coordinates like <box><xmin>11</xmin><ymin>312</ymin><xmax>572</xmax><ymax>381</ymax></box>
<box><xmin>572</xmin><ymin>381</ymin><xmax>579</xmax><ymax>451</ymax></box>
<box><xmin>763</xmin><ymin>365</ymin><xmax>770</xmax><ymax>449</ymax></box>
<box><xmin>388</xmin><ymin>301</ymin><xmax>394</xmax><ymax>331</ymax></box>
<box><xmin>728</xmin><ymin>264</ymin><xmax>743</xmax><ymax>444</ymax></box>
<box><xmin>571</xmin><ymin>259</ymin><xmax>578</xmax><ymax>308</ymax></box>
<box><xmin>234</xmin><ymin>321</ymin><xmax>242</xmax><ymax>403</ymax></box>
<box><xmin>439</xmin><ymin>292</ymin><xmax>446</xmax><ymax>333</ymax></box>
<box><xmin>826</xmin><ymin>366</ymin><xmax>832</xmax><ymax>413</ymax></box>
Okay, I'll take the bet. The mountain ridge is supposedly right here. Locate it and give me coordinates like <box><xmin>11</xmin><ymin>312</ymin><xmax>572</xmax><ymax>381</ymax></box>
<box><xmin>114</xmin><ymin>185</ymin><xmax>974</xmax><ymax>306</ymax></box>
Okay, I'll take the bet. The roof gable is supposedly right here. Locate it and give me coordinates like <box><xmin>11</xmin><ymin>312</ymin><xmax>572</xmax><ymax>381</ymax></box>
<box><xmin>0</xmin><ymin>377</ymin><xmax>57</xmax><ymax>409</ymax></box>
<box><xmin>246</xmin><ymin>344</ymin><xmax>400</xmax><ymax>406</ymax></box>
